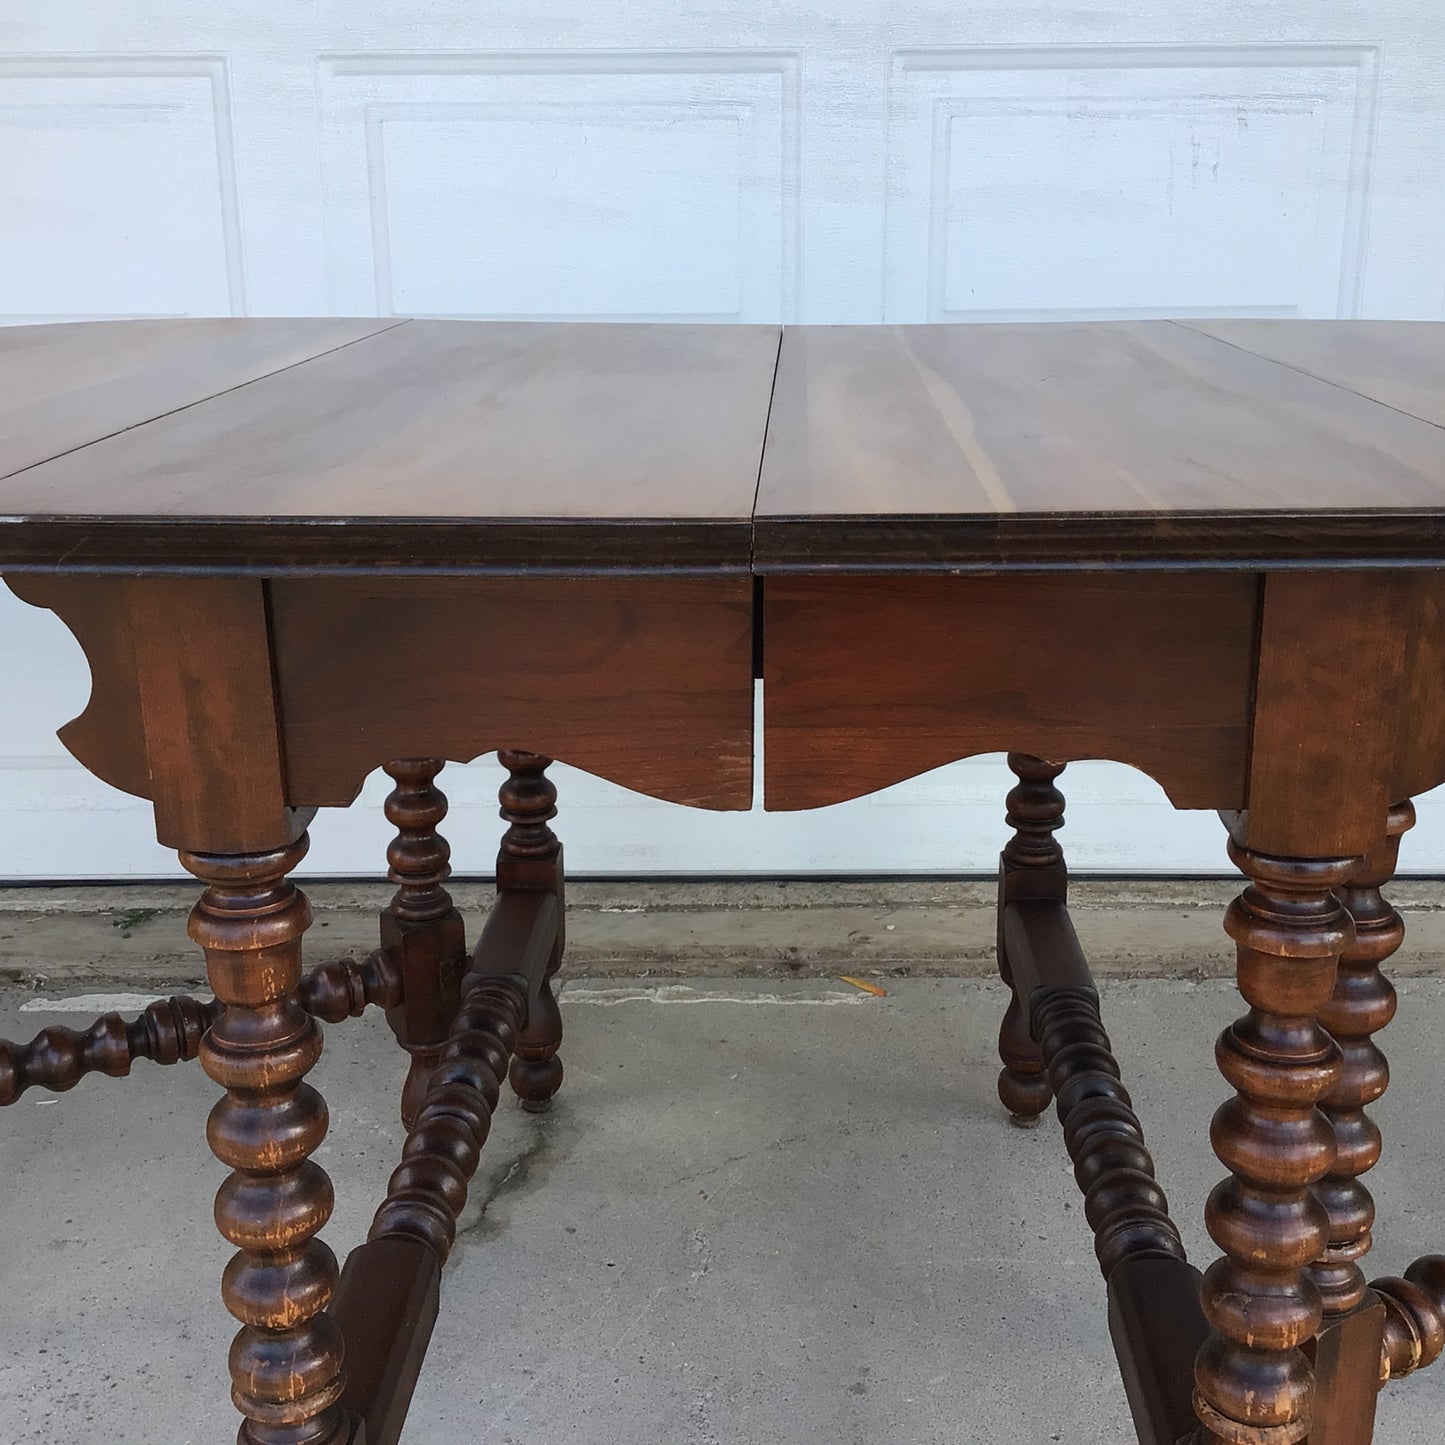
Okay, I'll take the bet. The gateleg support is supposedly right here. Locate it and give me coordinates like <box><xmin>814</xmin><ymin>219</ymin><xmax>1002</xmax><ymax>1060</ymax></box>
<box><xmin>379</xmin><ymin>760</ymin><xmax>469</xmax><ymax>1131</ymax></box>
<box><xmin>995</xmin><ymin>753</ymin><xmax>1067</xmax><ymax>1124</ymax></box>
<box><xmin>496</xmin><ymin>750</ymin><xmax>566</xmax><ymax>1111</ymax></box>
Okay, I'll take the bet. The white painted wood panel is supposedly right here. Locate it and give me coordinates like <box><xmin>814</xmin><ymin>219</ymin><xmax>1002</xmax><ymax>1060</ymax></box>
<box><xmin>883</xmin><ymin>46</ymin><xmax>1380</xmax><ymax>321</ymax></box>
<box><xmin>1</xmin><ymin>5</ymin><xmax>1444</xmax><ymax>879</ymax></box>
<box><xmin>317</xmin><ymin>53</ymin><xmax>800</xmax><ymax>320</ymax></box>
<box><xmin>0</xmin><ymin>57</ymin><xmax>243</xmax><ymax>321</ymax></box>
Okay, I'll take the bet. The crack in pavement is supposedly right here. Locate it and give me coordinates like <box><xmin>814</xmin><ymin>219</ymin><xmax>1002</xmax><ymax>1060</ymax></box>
<box><xmin>658</xmin><ymin>1130</ymin><xmax>819</xmax><ymax>1193</ymax></box>
<box><xmin>454</xmin><ymin>1112</ymin><xmax>564</xmax><ymax>1247</ymax></box>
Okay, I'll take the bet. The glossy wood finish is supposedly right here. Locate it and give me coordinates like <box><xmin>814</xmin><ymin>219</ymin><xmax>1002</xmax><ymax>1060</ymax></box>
<box><xmin>378</xmin><ymin>760</ymin><xmax>468</xmax><ymax>1130</ymax></box>
<box><xmin>0</xmin><ymin>994</ymin><xmax>220</xmax><ymax>1104</ymax></box>
<box><xmin>298</xmin><ymin>950</ymin><xmax>404</xmax><ymax>1022</ymax></box>
<box><xmin>0</xmin><ymin>317</ymin><xmax>393</xmax><ymax>479</ymax></box>
<box><xmin>1009</xmin><ymin>901</ymin><xmax>1188</xmax><ymax>1278</ymax></box>
<box><xmin>1245</xmin><ymin>574</ymin><xmax>1412</xmax><ymax>858</ymax></box>
<box><xmin>1314</xmin><ymin>804</ymin><xmax>1415</xmax><ymax>1317</ymax></box>
<box><xmin>4</xmin><ymin>573</ymin><xmax>316</xmax><ymax>852</ymax></box>
<box><xmin>994</xmin><ymin>754</ymin><xmax>1066</xmax><ymax>1125</ymax></box>
<box><xmin>756</xmin><ymin>539</ymin><xmax>1445</xmax><ymax>1442</ymax></box>
<box><xmin>336</xmin><ymin>956</ymin><xmax>537</xmax><ymax>1443</ymax></box>
<box><xmin>329</xmin><ymin>1238</ymin><xmax>440</xmax><ymax>1445</ymax></box>
<box><xmin>0</xmin><ymin>946</ymin><xmax>403</xmax><ymax>1107</ymax></box>
<box><xmin>368</xmin><ymin>968</ymin><xmax>533</xmax><ymax>1263</ymax></box>
<box><xmin>127</xmin><ymin>575</ymin><xmax>305</xmax><ymax>851</ymax></box>
<box><xmin>497</xmin><ymin>751</ymin><xmax>568</xmax><ymax>1112</ymax></box>
<box><xmin>334</xmin><ymin>771</ymin><xmax>566</xmax><ymax>1442</ymax></box>
<box><xmin>764</xmin><ymin>573</ymin><xmax>1256</xmax><ymax>811</ymax></box>
<box><xmin>999</xmin><ymin>831</ymin><xmax>1205</xmax><ymax>1445</ymax></box>
<box><xmin>8</xmin><ymin>318</ymin><xmax>1445</xmax><ymax>574</ymax></box>
<box><xmin>269</xmin><ymin>576</ymin><xmax>754</xmax><ymax>811</ymax></box>
<box><xmin>755</xmin><ymin>321</ymin><xmax>1445</xmax><ymax>572</ymax></box>
<box><xmin>1110</xmin><ymin>1257</ymin><xmax>1212</xmax><ymax>1445</ymax></box>
<box><xmin>184</xmin><ymin>835</ymin><xmax>349</xmax><ymax>1445</ymax></box>
<box><xmin>11</xmin><ymin>755</ymin><xmax>571</xmax><ymax>1444</ymax></box>
<box><xmin>0</xmin><ymin>319</ymin><xmax>770</xmax><ymax>1439</ymax></box>
<box><xmin>1194</xmin><ymin>839</ymin><xmax>1355</xmax><ymax>1445</ymax></box>
<box><xmin>5</xmin><ymin>572</ymin><xmax>755</xmax><ymax>839</ymax></box>
<box><xmin>0</xmin><ymin>320</ymin><xmax>778</xmax><ymax>572</ymax></box>
<box><xmin>1375</xmin><ymin>1257</ymin><xmax>1445</xmax><ymax>1382</ymax></box>
<box><xmin>1183</xmin><ymin>320</ymin><xmax>1445</xmax><ymax>427</ymax></box>
<box><xmin>1307</xmin><ymin>1296</ymin><xmax>1387</xmax><ymax>1445</ymax></box>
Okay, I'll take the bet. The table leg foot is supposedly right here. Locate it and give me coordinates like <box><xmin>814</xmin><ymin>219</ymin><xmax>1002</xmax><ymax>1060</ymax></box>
<box><xmin>183</xmin><ymin>834</ymin><xmax>350</xmax><ymax>1445</ymax></box>
<box><xmin>497</xmin><ymin>750</ymin><xmax>566</xmax><ymax>1112</ymax></box>
<box><xmin>1192</xmin><ymin>839</ymin><xmax>1355</xmax><ymax>1445</ymax></box>
<box><xmin>998</xmin><ymin>983</ymin><xmax>1052</xmax><ymax>1125</ymax></box>
<box><xmin>996</xmin><ymin>753</ymin><xmax>1065</xmax><ymax>1125</ymax></box>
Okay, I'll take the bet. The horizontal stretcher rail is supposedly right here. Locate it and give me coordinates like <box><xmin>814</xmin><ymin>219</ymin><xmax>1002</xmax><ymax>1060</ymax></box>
<box><xmin>1004</xmin><ymin>898</ymin><xmax>1208</xmax><ymax>1445</ymax></box>
<box><xmin>0</xmin><ymin>949</ymin><xmax>403</xmax><ymax>1105</ymax></box>
<box><xmin>329</xmin><ymin>887</ymin><xmax>560</xmax><ymax>1445</ymax></box>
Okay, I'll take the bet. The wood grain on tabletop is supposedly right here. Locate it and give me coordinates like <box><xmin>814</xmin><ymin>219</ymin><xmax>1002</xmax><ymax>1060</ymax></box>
<box><xmin>0</xmin><ymin>317</ymin><xmax>397</xmax><ymax>479</ymax></box>
<box><xmin>1</xmin><ymin>320</ymin><xmax>779</xmax><ymax>519</ymax></box>
<box><xmin>1183</xmin><ymin>319</ymin><xmax>1445</xmax><ymax>428</ymax></box>
<box><xmin>0</xmin><ymin>319</ymin><xmax>779</xmax><ymax>570</ymax></box>
<box><xmin>753</xmin><ymin>320</ymin><xmax>1445</xmax><ymax>567</ymax></box>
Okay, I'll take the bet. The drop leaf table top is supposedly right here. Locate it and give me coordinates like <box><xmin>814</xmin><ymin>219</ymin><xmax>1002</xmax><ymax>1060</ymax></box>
<box><xmin>4</xmin><ymin>317</ymin><xmax>1445</xmax><ymax>571</ymax></box>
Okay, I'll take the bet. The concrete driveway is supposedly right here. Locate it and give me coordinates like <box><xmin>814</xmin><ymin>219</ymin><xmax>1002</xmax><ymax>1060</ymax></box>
<box><xmin>2</xmin><ymin>974</ymin><xmax>1443</xmax><ymax>1443</ymax></box>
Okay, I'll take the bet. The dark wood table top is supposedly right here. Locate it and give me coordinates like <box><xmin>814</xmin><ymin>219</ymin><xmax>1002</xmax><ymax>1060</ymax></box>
<box><xmin>0</xmin><ymin>319</ymin><xmax>781</xmax><ymax>572</ymax></box>
<box><xmin>4</xmin><ymin>317</ymin><xmax>1445</xmax><ymax>574</ymax></box>
<box><xmin>755</xmin><ymin>320</ymin><xmax>1445</xmax><ymax>571</ymax></box>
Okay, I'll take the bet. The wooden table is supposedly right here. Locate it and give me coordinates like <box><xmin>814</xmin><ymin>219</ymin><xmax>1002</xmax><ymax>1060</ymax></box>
<box><xmin>3</xmin><ymin>317</ymin><xmax>1445</xmax><ymax>1445</ymax></box>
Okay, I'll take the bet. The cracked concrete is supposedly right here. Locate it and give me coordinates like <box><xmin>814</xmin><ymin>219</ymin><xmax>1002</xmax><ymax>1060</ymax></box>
<box><xmin>3</xmin><ymin>975</ymin><xmax>1445</xmax><ymax>1443</ymax></box>
<box><xmin>459</xmin><ymin>1119</ymin><xmax>565</xmax><ymax>1248</ymax></box>
<box><xmin>6</xmin><ymin>878</ymin><xmax>1445</xmax><ymax>990</ymax></box>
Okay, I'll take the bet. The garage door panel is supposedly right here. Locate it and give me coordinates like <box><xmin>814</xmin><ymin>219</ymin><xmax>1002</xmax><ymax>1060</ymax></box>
<box><xmin>883</xmin><ymin>44</ymin><xmax>1380</xmax><ymax>323</ymax></box>
<box><xmin>317</xmin><ymin>53</ymin><xmax>801</xmax><ymax>321</ymax></box>
<box><xmin>0</xmin><ymin>56</ymin><xmax>243</xmax><ymax>322</ymax></box>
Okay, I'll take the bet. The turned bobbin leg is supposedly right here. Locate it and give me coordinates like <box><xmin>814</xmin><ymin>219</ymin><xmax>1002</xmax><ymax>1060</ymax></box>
<box><xmin>183</xmin><ymin>835</ymin><xmax>350</xmax><ymax>1445</ymax></box>
<box><xmin>498</xmin><ymin>750</ymin><xmax>565</xmax><ymax>1112</ymax></box>
<box><xmin>995</xmin><ymin>753</ymin><xmax>1066</xmax><ymax>1124</ymax></box>
<box><xmin>1294</xmin><ymin>802</ymin><xmax>1416</xmax><ymax>1444</ymax></box>
<box><xmin>1192</xmin><ymin>840</ymin><xmax>1354</xmax><ymax>1445</ymax></box>
<box><xmin>1314</xmin><ymin>800</ymin><xmax>1414</xmax><ymax>1314</ymax></box>
<box><xmin>380</xmin><ymin>760</ymin><xmax>467</xmax><ymax>1130</ymax></box>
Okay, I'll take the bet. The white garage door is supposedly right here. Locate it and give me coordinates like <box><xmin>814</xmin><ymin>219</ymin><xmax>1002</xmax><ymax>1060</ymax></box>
<box><xmin>4</xmin><ymin>6</ymin><xmax>1445</xmax><ymax>879</ymax></box>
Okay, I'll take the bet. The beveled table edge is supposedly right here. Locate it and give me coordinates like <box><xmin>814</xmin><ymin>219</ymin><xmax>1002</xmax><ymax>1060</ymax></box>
<box><xmin>751</xmin><ymin>510</ymin><xmax>1445</xmax><ymax>573</ymax></box>
<box><xmin>0</xmin><ymin>516</ymin><xmax>756</xmax><ymax>575</ymax></box>
<box><xmin>12</xmin><ymin>511</ymin><xmax>1445</xmax><ymax>577</ymax></box>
